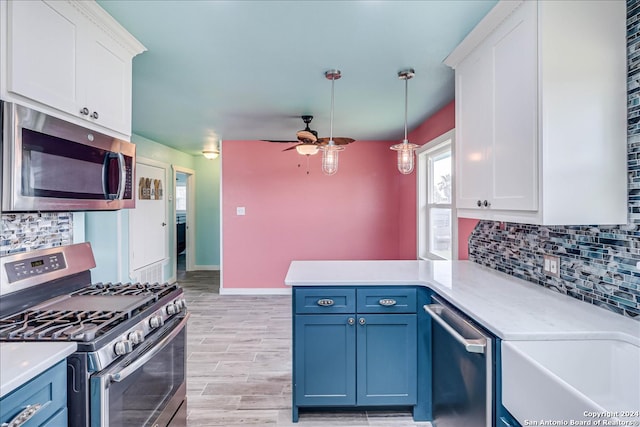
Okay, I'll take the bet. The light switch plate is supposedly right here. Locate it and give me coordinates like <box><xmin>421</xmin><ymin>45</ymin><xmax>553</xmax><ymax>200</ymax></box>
<box><xmin>543</xmin><ymin>254</ymin><xmax>560</xmax><ymax>278</ymax></box>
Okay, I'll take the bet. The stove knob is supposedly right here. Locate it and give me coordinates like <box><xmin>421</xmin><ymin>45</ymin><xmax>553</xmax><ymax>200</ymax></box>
<box><xmin>180</xmin><ymin>298</ymin><xmax>187</xmax><ymax>310</ymax></box>
<box><xmin>114</xmin><ymin>340</ymin><xmax>133</xmax><ymax>356</ymax></box>
<box><xmin>174</xmin><ymin>299</ymin><xmax>183</xmax><ymax>311</ymax></box>
<box><xmin>149</xmin><ymin>315</ymin><xmax>164</xmax><ymax>329</ymax></box>
<box><xmin>165</xmin><ymin>303</ymin><xmax>178</xmax><ymax>316</ymax></box>
<box><xmin>128</xmin><ymin>330</ymin><xmax>144</xmax><ymax>345</ymax></box>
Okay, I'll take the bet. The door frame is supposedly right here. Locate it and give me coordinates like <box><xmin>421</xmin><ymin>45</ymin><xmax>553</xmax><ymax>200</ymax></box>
<box><xmin>173</xmin><ymin>166</ymin><xmax>196</xmax><ymax>275</ymax></box>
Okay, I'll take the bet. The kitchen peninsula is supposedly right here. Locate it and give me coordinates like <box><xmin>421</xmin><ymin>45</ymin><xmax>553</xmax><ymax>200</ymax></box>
<box><xmin>285</xmin><ymin>260</ymin><xmax>640</xmax><ymax>425</ymax></box>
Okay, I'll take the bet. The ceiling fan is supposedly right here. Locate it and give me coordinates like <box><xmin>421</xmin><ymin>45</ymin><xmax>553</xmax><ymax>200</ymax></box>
<box><xmin>262</xmin><ymin>114</ymin><xmax>354</xmax><ymax>155</ymax></box>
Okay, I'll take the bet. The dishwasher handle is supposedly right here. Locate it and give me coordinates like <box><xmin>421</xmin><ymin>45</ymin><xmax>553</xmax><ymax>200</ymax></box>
<box><xmin>424</xmin><ymin>304</ymin><xmax>486</xmax><ymax>354</ymax></box>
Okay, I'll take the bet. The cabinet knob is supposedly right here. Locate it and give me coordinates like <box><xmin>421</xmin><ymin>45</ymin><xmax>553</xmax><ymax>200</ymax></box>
<box><xmin>91</xmin><ymin>111</ymin><xmax>99</xmax><ymax>119</ymax></box>
<box><xmin>80</xmin><ymin>107</ymin><xmax>89</xmax><ymax>115</ymax></box>
<box><xmin>347</xmin><ymin>317</ymin><xmax>355</xmax><ymax>325</ymax></box>
<box><xmin>477</xmin><ymin>200</ymin><xmax>482</xmax><ymax>207</ymax></box>
<box><xmin>358</xmin><ymin>317</ymin><xmax>366</xmax><ymax>325</ymax></box>
<box><xmin>483</xmin><ymin>200</ymin><xmax>491</xmax><ymax>207</ymax></box>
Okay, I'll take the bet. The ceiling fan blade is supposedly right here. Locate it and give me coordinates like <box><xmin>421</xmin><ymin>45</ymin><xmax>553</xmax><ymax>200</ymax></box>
<box><xmin>282</xmin><ymin>145</ymin><xmax>301</xmax><ymax>152</ymax></box>
<box><xmin>316</xmin><ymin>137</ymin><xmax>355</xmax><ymax>145</ymax></box>
<box><xmin>261</xmin><ymin>139</ymin><xmax>298</xmax><ymax>143</ymax></box>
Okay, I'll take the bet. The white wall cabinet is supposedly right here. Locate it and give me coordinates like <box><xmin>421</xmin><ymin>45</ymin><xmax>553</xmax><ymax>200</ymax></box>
<box><xmin>0</xmin><ymin>0</ymin><xmax>145</xmax><ymax>139</ymax></box>
<box><xmin>446</xmin><ymin>0</ymin><xmax>627</xmax><ymax>225</ymax></box>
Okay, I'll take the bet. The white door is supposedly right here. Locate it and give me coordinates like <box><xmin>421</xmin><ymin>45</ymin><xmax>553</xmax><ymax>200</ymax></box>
<box><xmin>130</xmin><ymin>160</ymin><xmax>168</xmax><ymax>271</ymax></box>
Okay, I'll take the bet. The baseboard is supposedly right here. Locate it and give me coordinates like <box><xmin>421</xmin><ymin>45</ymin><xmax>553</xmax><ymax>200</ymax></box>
<box><xmin>219</xmin><ymin>287</ymin><xmax>291</xmax><ymax>296</ymax></box>
<box><xmin>191</xmin><ymin>264</ymin><xmax>220</xmax><ymax>271</ymax></box>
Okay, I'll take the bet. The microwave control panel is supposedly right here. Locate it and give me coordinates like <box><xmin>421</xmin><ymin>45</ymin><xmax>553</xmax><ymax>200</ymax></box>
<box><xmin>4</xmin><ymin>252</ymin><xmax>67</xmax><ymax>283</ymax></box>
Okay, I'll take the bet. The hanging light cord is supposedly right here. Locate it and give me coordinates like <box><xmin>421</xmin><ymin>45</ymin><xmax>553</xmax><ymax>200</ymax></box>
<box><xmin>329</xmin><ymin>75</ymin><xmax>335</xmax><ymax>144</ymax></box>
<box><xmin>403</xmin><ymin>75</ymin><xmax>408</xmax><ymax>144</ymax></box>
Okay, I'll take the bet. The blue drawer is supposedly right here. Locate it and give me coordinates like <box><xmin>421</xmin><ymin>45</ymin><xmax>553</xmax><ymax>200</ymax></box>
<box><xmin>356</xmin><ymin>288</ymin><xmax>417</xmax><ymax>313</ymax></box>
<box><xmin>0</xmin><ymin>360</ymin><xmax>67</xmax><ymax>427</ymax></box>
<box><xmin>295</xmin><ymin>288</ymin><xmax>356</xmax><ymax>314</ymax></box>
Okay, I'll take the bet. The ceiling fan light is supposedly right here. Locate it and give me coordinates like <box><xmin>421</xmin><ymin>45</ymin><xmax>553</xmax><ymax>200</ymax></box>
<box><xmin>296</xmin><ymin>144</ymin><xmax>319</xmax><ymax>156</ymax></box>
<box><xmin>202</xmin><ymin>149</ymin><xmax>219</xmax><ymax>160</ymax></box>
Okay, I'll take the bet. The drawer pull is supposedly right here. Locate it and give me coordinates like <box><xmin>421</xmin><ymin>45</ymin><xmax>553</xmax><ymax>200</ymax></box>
<box><xmin>1</xmin><ymin>404</ymin><xmax>42</xmax><ymax>427</ymax></box>
<box><xmin>317</xmin><ymin>298</ymin><xmax>334</xmax><ymax>307</ymax></box>
<box><xmin>379</xmin><ymin>298</ymin><xmax>397</xmax><ymax>307</ymax></box>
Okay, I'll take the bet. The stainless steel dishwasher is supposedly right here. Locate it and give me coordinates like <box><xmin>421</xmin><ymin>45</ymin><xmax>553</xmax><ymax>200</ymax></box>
<box><xmin>424</xmin><ymin>296</ymin><xmax>493</xmax><ymax>427</ymax></box>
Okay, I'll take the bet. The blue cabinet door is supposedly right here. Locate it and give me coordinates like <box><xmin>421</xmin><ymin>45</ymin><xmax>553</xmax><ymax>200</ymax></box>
<box><xmin>356</xmin><ymin>314</ymin><xmax>417</xmax><ymax>406</ymax></box>
<box><xmin>294</xmin><ymin>314</ymin><xmax>356</xmax><ymax>407</ymax></box>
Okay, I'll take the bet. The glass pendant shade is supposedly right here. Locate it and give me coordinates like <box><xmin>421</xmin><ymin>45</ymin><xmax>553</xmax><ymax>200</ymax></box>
<box><xmin>295</xmin><ymin>144</ymin><xmax>319</xmax><ymax>156</ymax></box>
<box><xmin>202</xmin><ymin>149</ymin><xmax>219</xmax><ymax>160</ymax></box>
<box><xmin>392</xmin><ymin>69</ymin><xmax>417</xmax><ymax>174</ymax></box>
<box><xmin>391</xmin><ymin>140</ymin><xmax>419</xmax><ymax>174</ymax></box>
<box><xmin>320</xmin><ymin>143</ymin><xmax>344</xmax><ymax>176</ymax></box>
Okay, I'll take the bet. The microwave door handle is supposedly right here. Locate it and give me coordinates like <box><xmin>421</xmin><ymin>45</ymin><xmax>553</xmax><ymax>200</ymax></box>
<box><xmin>109</xmin><ymin>314</ymin><xmax>189</xmax><ymax>383</ymax></box>
<box><xmin>116</xmin><ymin>153</ymin><xmax>126</xmax><ymax>200</ymax></box>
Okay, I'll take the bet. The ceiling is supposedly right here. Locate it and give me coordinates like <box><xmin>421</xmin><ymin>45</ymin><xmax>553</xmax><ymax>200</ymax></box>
<box><xmin>97</xmin><ymin>0</ymin><xmax>497</xmax><ymax>155</ymax></box>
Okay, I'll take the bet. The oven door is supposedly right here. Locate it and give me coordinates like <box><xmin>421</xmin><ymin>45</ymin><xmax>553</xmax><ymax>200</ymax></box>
<box><xmin>90</xmin><ymin>314</ymin><xmax>188</xmax><ymax>427</ymax></box>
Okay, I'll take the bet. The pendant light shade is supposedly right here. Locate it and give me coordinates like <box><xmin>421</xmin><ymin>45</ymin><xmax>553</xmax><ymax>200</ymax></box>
<box><xmin>320</xmin><ymin>69</ymin><xmax>345</xmax><ymax>175</ymax></box>
<box><xmin>391</xmin><ymin>69</ymin><xmax>418</xmax><ymax>174</ymax></box>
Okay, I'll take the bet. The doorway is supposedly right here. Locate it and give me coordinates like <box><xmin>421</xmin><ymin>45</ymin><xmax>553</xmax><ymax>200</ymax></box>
<box><xmin>173</xmin><ymin>167</ymin><xmax>195</xmax><ymax>278</ymax></box>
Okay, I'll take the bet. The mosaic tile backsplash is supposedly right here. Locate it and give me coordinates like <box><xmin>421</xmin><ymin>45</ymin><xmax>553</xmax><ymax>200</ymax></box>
<box><xmin>469</xmin><ymin>0</ymin><xmax>640</xmax><ymax>320</ymax></box>
<box><xmin>0</xmin><ymin>213</ymin><xmax>73</xmax><ymax>256</ymax></box>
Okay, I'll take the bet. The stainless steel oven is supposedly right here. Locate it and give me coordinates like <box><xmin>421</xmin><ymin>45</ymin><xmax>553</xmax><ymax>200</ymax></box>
<box><xmin>91</xmin><ymin>314</ymin><xmax>188</xmax><ymax>427</ymax></box>
<box><xmin>1</xmin><ymin>101</ymin><xmax>135</xmax><ymax>212</ymax></box>
<box><xmin>0</xmin><ymin>243</ymin><xmax>187</xmax><ymax>427</ymax></box>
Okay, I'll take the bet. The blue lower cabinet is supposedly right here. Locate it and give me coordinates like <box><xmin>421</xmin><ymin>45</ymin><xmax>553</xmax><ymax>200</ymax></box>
<box><xmin>293</xmin><ymin>314</ymin><xmax>357</xmax><ymax>407</ymax></box>
<box><xmin>0</xmin><ymin>360</ymin><xmax>68</xmax><ymax>427</ymax></box>
<box><xmin>293</xmin><ymin>286</ymin><xmax>427</xmax><ymax>423</ymax></box>
<box><xmin>356</xmin><ymin>314</ymin><xmax>417</xmax><ymax>406</ymax></box>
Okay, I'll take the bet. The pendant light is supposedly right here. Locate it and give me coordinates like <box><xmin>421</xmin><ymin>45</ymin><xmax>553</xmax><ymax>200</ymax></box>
<box><xmin>319</xmin><ymin>69</ymin><xmax>345</xmax><ymax>176</ymax></box>
<box><xmin>391</xmin><ymin>69</ymin><xmax>418</xmax><ymax>174</ymax></box>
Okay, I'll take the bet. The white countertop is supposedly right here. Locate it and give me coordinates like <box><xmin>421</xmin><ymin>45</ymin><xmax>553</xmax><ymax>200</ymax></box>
<box><xmin>0</xmin><ymin>342</ymin><xmax>77</xmax><ymax>398</ymax></box>
<box><xmin>285</xmin><ymin>260</ymin><xmax>640</xmax><ymax>345</ymax></box>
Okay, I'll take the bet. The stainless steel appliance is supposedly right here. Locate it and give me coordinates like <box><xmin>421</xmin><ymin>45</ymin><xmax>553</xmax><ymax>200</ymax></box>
<box><xmin>1</xmin><ymin>101</ymin><xmax>135</xmax><ymax>212</ymax></box>
<box><xmin>424</xmin><ymin>296</ymin><xmax>493</xmax><ymax>427</ymax></box>
<box><xmin>0</xmin><ymin>243</ymin><xmax>187</xmax><ymax>427</ymax></box>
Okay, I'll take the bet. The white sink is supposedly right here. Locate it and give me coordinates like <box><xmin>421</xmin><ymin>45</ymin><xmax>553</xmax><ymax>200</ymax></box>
<box><xmin>502</xmin><ymin>339</ymin><xmax>640</xmax><ymax>424</ymax></box>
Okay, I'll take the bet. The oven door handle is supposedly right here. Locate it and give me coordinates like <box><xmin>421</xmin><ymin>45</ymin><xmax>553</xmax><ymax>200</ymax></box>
<box><xmin>110</xmin><ymin>314</ymin><xmax>189</xmax><ymax>383</ymax></box>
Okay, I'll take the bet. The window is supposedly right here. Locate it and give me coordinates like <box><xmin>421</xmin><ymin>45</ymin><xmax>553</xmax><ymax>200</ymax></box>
<box><xmin>417</xmin><ymin>129</ymin><xmax>455</xmax><ymax>260</ymax></box>
<box><xmin>176</xmin><ymin>184</ymin><xmax>187</xmax><ymax>211</ymax></box>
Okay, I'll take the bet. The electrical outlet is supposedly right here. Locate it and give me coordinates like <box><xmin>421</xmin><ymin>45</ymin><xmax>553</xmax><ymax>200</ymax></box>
<box><xmin>236</xmin><ymin>206</ymin><xmax>246</xmax><ymax>216</ymax></box>
<box><xmin>543</xmin><ymin>254</ymin><xmax>560</xmax><ymax>278</ymax></box>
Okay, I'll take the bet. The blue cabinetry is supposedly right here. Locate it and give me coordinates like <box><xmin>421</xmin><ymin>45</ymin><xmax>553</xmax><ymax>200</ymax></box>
<box><xmin>0</xmin><ymin>360</ymin><xmax>68</xmax><ymax>427</ymax></box>
<box><xmin>292</xmin><ymin>286</ymin><xmax>430</xmax><ymax>422</ymax></box>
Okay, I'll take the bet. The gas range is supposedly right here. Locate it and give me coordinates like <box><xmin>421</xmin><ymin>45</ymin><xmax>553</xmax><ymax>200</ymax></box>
<box><xmin>0</xmin><ymin>243</ymin><xmax>189</xmax><ymax>427</ymax></box>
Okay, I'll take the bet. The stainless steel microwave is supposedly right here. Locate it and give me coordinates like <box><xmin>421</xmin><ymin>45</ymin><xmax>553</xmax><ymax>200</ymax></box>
<box><xmin>1</xmin><ymin>102</ymin><xmax>135</xmax><ymax>212</ymax></box>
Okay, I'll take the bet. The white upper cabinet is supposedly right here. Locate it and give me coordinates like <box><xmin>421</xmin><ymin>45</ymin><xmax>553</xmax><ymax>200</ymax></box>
<box><xmin>446</xmin><ymin>0</ymin><xmax>627</xmax><ymax>225</ymax></box>
<box><xmin>1</xmin><ymin>0</ymin><xmax>146</xmax><ymax>139</ymax></box>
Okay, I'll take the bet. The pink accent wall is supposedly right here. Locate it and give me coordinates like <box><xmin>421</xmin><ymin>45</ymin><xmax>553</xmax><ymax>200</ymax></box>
<box><xmin>457</xmin><ymin>218</ymin><xmax>479</xmax><ymax>260</ymax></box>
<box><xmin>221</xmin><ymin>100</ymin><xmax>477</xmax><ymax>289</ymax></box>
<box><xmin>221</xmin><ymin>139</ymin><xmax>412</xmax><ymax>289</ymax></box>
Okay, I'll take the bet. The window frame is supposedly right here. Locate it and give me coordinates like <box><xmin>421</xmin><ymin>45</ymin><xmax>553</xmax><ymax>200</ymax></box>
<box><xmin>416</xmin><ymin>129</ymin><xmax>456</xmax><ymax>261</ymax></box>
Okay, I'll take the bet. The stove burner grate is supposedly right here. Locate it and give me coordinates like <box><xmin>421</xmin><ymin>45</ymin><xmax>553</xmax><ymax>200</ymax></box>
<box><xmin>0</xmin><ymin>309</ymin><xmax>127</xmax><ymax>341</ymax></box>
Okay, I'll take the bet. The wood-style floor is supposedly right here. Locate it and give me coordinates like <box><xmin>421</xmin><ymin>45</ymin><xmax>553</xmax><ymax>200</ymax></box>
<box><xmin>179</xmin><ymin>270</ymin><xmax>433</xmax><ymax>427</ymax></box>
